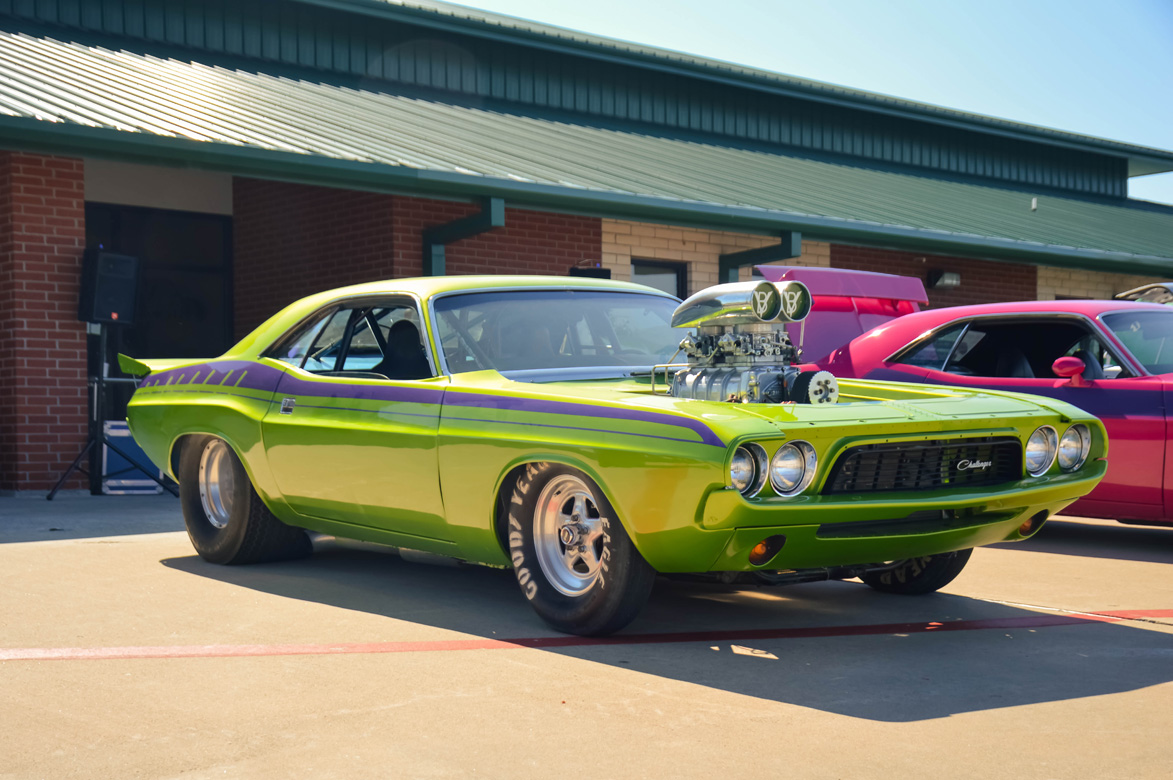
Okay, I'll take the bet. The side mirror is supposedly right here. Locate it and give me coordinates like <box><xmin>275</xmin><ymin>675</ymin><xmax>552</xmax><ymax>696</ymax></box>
<box><xmin>1052</xmin><ymin>356</ymin><xmax>1090</xmax><ymax>387</ymax></box>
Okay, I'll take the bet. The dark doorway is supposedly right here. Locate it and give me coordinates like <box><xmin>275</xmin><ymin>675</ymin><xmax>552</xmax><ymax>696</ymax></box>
<box><xmin>85</xmin><ymin>203</ymin><xmax>233</xmax><ymax>419</ymax></box>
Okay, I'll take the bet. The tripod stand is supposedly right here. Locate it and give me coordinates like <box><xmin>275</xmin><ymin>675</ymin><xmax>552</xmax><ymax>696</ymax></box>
<box><xmin>46</xmin><ymin>324</ymin><xmax>178</xmax><ymax>500</ymax></box>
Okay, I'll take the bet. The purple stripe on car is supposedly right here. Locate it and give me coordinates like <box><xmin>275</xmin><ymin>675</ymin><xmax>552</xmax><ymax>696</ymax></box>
<box><xmin>444</xmin><ymin>392</ymin><xmax>725</xmax><ymax>448</ymax></box>
<box><xmin>146</xmin><ymin>361</ymin><xmax>285</xmax><ymax>393</ymax></box>
<box><xmin>275</xmin><ymin>373</ymin><xmax>445</xmax><ymax>405</ymax></box>
<box><xmin>141</xmin><ymin>361</ymin><xmax>724</xmax><ymax>448</ymax></box>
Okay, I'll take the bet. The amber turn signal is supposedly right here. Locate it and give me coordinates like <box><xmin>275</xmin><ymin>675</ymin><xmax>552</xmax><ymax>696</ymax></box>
<box><xmin>748</xmin><ymin>535</ymin><xmax>787</xmax><ymax>566</ymax></box>
<box><xmin>1018</xmin><ymin>511</ymin><xmax>1048</xmax><ymax>537</ymax></box>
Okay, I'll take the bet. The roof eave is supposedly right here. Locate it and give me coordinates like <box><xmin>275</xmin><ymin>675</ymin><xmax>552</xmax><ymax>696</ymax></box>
<box><xmin>291</xmin><ymin>0</ymin><xmax>1173</xmax><ymax>175</ymax></box>
<box><xmin>4</xmin><ymin>116</ymin><xmax>1170</xmax><ymax>276</ymax></box>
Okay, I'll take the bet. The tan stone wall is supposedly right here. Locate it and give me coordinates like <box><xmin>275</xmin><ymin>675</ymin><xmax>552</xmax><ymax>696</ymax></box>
<box><xmin>600</xmin><ymin>220</ymin><xmax>1162</xmax><ymax>302</ymax></box>
<box><xmin>600</xmin><ymin>219</ymin><xmax>829</xmax><ymax>295</ymax></box>
<box><xmin>1036</xmin><ymin>265</ymin><xmax>1165</xmax><ymax>300</ymax></box>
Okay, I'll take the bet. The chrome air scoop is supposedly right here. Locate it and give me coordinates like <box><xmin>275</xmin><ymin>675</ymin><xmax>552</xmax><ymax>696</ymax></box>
<box><xmin>668</xmin><ymin>280</ymin><xmax>838</xmax><ymax>404</ymax></box>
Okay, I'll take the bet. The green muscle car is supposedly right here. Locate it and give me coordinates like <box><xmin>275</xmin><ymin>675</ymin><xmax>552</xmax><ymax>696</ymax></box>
<box><xmin>122</xmin><ymin>275</ymin><xmax>1106</xmax><ymax>635</ymax></box>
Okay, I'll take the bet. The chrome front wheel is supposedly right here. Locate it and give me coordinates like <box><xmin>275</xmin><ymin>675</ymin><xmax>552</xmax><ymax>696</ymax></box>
<box><xmin>533</xmin><ymin>474</ymin><xmax>606</xmax><ymax>597</ymax></box>
<box><xmin>506</xmin><ymin>462</ymin><xmax>657</xmax><ymax>636</ymax></box>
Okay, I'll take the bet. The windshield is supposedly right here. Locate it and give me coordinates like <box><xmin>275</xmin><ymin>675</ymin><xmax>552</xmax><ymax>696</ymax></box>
<box><xmin>433</xmin><ymin>289</ymin><xmax>681</xmax><ymax>373</ymax></box>
<box><xmin>1101</xmin><ymin>310</ymin><xmax>1173</xmax><ymax>375</ymax></box>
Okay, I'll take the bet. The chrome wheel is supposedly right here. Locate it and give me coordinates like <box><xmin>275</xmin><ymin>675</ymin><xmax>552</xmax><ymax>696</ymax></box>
<box><xmin>533</xmin><ymin>474</ymin><xmax>606</xmax><ymax>597</ymax></box>
<box><xmin>197</xmin><ymin>439</ymin><xmax>236</xmax><ymax>529</ymax></box>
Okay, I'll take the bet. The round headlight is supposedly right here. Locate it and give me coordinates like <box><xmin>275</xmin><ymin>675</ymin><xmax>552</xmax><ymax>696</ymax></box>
<box><xmin>730</xmin><ymin>443</ymin><xmax>767</xmax><ymax>497</ymax></box>
<box><xmin>1025</xmin><ymin>426</ymin><xmax>1058</xmax><ymax>476</ymax></box>
<box><xmin>770</xmin><ymin>441</ymin><xmax>817</xmax><ymax>496</ymax></box>
<box><xmin>1057</xmin><ymin>424</ymin><xmax>1091</xmax><ymax>471</ymax></box>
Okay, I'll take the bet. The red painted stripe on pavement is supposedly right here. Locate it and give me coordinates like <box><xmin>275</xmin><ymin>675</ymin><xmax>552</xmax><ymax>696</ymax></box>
<box><xmin>2</xmin><ymin>609</ymin><xmax>1169</xmax><ymax>662</ymax></box>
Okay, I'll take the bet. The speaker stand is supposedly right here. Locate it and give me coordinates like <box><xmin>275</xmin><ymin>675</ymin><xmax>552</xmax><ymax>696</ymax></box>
<box><xmin>46</xmin><ymin>324</ymin><xmax>178</xmax><ymax>500</ymax></box>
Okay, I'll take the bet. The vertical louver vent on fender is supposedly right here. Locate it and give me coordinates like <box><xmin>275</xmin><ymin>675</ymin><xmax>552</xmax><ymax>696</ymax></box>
<box><xmin>823</xmin><ymin>437</ymin><xmax>1023</xmax><ymax>494</ymax></box>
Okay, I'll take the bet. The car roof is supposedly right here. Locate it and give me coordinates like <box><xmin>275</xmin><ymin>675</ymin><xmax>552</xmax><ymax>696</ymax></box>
<box><xmin>843</xmin><ymin>298</ymin><xmax>1173</xmax><ymax>358</ymax></box>
<box><xmin>228</xmin><ymin>274</ymin><xmax>680</xmax><ymax>358</ymax></box>
<box><xmin>306</xmin><ymin>274</ymin><xmax>676</xmax><ymax>303</ymax></box>
<box><xmin>890</xmin><ymin>298</ymin><xmax>1170</xmax><ymax>328</ymax></box>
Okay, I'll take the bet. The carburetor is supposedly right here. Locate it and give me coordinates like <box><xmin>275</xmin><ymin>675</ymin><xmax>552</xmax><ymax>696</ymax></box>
<box><xmin>668</xmin><ymin>279</ymin><xmax>839</xmax><ymax>405</ymax></box>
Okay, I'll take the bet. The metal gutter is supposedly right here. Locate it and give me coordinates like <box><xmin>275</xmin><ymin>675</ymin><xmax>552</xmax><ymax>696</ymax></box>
<box><xmin>3</xmin><ymin>114</ymin><xmax>1171</xmax><ymax>276</ymax></box>
<box><xmin>422</xmin><ymin>197</ymin><xmax>505</xmax><ymax>275</ymax></box>
<box><xmin>719</xmin><ymin>234</ymin><xmax>802</xmax><ymax>284</ymax></box>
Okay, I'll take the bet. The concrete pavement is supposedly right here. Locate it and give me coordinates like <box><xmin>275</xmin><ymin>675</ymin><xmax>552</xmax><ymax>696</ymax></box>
<box><xmin>1</xmin><ymin>495</ymin><xmax>1171</xmax><ymax>779</ymax></box>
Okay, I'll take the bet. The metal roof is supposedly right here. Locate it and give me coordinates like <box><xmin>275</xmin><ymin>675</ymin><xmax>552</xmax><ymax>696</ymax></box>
<box><xmin>304</xmin><ymin>0</ymin><xmax>1173</xmax><ymax>177</ymax></box>
<box><xmin>1</xmin><ymin>31</ymin><xmax>1171</xmax><ymax>274</ymax></box>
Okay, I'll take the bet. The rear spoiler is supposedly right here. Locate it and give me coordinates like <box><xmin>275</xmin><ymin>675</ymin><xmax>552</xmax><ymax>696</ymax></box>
<box><xmin>117</xmin><ymin>354</ymin><xmax>194</xmax><ymax>377</ymax></box>
<box><xmin>756</xmin><ymin>266</ymin><xmax>929</xmax><ymax>363</ymax></box>
<box><xmin>1115</xmin><ymin>283</ymin><xmax>1173</xmax><ymax>304</ymax></box>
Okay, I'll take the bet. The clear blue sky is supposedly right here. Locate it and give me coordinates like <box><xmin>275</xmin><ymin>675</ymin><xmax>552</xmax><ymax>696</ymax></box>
<box><xmin>446</xmin><ymin>0</ymin><xmax>1173</xmax><ymax>205</ymax></box>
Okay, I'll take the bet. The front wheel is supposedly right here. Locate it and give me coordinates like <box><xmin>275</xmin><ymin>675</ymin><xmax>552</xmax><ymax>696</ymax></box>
<box><xmin>860</xmin><ymin>549</ymin><xmax>972</xmax><ymax>595</ymax></box>
<box><xmin>178</xmin><ymin>436</ymin><xmax>312</xmax><ymax>565</ymax></box>
<box><xmin>507</xmin><ymin>463</ymin><xmax>656</xmax><ymax>636</ymax></box>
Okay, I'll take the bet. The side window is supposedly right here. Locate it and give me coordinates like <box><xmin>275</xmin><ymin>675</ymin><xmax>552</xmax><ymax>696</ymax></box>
<box><xmin>911</xmin><ymin>319</ymin><xmax>1125</xmax><ymax>380</ymax></box>
<box><xmin>271</xmin><ymin>309</ymin><xmax>336</xmax><ymax>369</ymax></box>
<box><xmin>269</xmin><ymin>302</ymin><xmax>432</xmax><ymax>379</ymax></box>
<box><xmin>896</xmin><ymin>324</ymin><xmax>967</xmax><ymax>371</ymax></box>
<box><xmin>302</xmin><ymin>310</ymin><xmax>350</xmax><ymax>372</ymax></box>
<box><xmin>945</xmin><ymin>328</ymin><xmax>988</xmax><ymax>375</ymax></box>
<box><xmin>345</xmin><ymin>317</ymin><xmax>384</xmax><ymax>370</ymax></box>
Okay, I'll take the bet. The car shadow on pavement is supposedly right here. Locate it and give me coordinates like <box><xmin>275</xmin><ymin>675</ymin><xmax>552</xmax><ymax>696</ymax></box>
<box><xmin>992</xmin><ymin>518</ymin><xmax>1173</xmax><ymax>564</ymax></box>
<box><xmin>161</xmin><ymin>541</ymin><xmax>1173</xmax><ymax>723</ymax></box>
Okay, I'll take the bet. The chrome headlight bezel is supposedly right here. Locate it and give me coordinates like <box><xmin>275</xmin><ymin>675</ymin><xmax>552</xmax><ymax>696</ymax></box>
<box><xmin>1057</xmin><ymin>424</ymin><xmax>1091</xmax><ymax>472</ymax></box>
<box><xmin>770</xmin><ymin>440</ymin><xmax>818</xmax><ymax>496</ymax></box>
<box><xmin>731</xmin><ymin>443</ymin><xmax>768</xmax><ymax>497</ymax></box>
<box><xmin>1025</xmin><ymin>425</ymin><xmax>1059</xmax><ymax>476</ymax></box>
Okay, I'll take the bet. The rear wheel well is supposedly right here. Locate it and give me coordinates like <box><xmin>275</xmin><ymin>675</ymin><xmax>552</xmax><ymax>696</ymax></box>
<box><xmin>170</xmin><ymin>434</ymin><xmax>199</xmax><ymax>479</ymax></box>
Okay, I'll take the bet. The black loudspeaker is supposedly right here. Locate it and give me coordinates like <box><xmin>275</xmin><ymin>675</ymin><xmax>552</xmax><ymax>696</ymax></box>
<box><xmin>79</xmin><ymin>250</ymin><xmax>139</xmax><ymax>325</ymax></box>
<box><xmin>568</xmin><ymin>266</ymin><xmax>611</xmax><ymax>279</ymax></box>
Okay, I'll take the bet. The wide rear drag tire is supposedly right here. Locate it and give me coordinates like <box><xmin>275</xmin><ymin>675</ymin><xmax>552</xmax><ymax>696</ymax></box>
<box><xmin>507</xmin><ymin>463</ymin><xmax>656</xmax><ymax>636</ymax></box>
<box><xmin>860</xmin><ymin>548</ymin><xmax>973</xmax><ymax>595</ymax></box>
<box><xmin>178</xmin><ymin>436</ymin><xmax>312</xmax><ymax>565</ymax></box>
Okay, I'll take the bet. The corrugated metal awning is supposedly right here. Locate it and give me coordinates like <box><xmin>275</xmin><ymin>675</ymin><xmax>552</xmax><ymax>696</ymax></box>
<box><xmin>1</xmin><ymin>31</ymin><xmax>1171</xmax><ymax>273</ymax></box>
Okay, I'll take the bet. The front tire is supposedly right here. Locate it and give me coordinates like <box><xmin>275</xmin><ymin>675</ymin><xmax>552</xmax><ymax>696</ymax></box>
<box><xmin>507</xmin><ymin>463</ymin><xmax>656</xmax><ymax>636</ymax></box>
<box><xmin>178</xmin><ymin>436</ymin><xmax>312</xmax><ymax>565</ymax></box>
<box><xmin>860</xmin><ymin>549</ymin><xmax>972</xmax><ymax>594</ymax></box>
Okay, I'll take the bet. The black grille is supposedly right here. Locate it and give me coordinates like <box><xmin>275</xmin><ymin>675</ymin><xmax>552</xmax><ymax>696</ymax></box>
<box><xmin>823</xmin><ymin>437</ymin><xmax>1022</xmax><ymax>495</ymax></box>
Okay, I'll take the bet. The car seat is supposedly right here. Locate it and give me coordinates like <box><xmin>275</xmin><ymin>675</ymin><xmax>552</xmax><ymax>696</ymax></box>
<box><xmin>1071</xmin><ymin>349</ymin><xmax>1105</xmax><ymax>380</ymax></box>
<box><xmin>374</xmin><ymin>320</ymin><xmax>432</xmax><ymax>380</ymax></box>
<box><xmin>994</xmin><ymin>347</ymin><xmax>1034</xmax><ymax>378</ymax></box>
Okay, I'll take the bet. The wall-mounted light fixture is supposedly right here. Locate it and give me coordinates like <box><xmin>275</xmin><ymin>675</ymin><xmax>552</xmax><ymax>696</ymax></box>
<box><xmin>927</xmin><ymin>270</ymin><xmax>961</xmax><ymax>289</ymax></box>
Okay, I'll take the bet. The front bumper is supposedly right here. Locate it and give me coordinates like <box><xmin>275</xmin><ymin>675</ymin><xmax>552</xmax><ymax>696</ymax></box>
<box><xmin>694</xmin><ymin>460</ymin><xmax>1106</xmax><ymax>572</ymax></box>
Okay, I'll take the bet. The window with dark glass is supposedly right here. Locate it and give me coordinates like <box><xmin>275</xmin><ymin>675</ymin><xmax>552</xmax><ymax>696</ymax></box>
<box><xmin>897</xmin><ymin>318</ymin><xmax>1132</xmax><ymax>379</ymax></box>
<box><xmin>631</xmin><ymin>259</ymin><xmax>686</xmax><ymax>299</ymax></box>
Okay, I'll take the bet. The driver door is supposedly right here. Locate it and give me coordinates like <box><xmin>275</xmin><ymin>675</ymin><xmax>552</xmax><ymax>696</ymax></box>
<box><xmin>893</xmin><ymin>316</ymin><xmax>1165</xmax><ymax>511</ymax></box>
<box><xmin>260</xmin><ymin>299</ymin><xmax>450</xmax><ymax>540</ymax></box>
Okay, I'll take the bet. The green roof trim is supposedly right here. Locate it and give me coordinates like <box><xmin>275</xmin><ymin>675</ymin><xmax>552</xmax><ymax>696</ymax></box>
<box><xmin>0</xmin><ymin>32</ymin><xmax>1170</xmax><ymax>275</ymax></box>
<box><xmin>296</xmin><ymin>0</ymin><xmax>1173</xmax><ymax>177</ymax></box>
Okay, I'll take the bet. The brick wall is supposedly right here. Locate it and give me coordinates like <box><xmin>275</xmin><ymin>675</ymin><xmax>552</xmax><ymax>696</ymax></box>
<box><xmin>233</xmin><ymin>184</ymin><xmax>601</xmax><ymax>336</ymax></box>
<box><xmin>1036</xmin><ymin>265</ymin><xmax>1165</xmax><ymax>300</ymax></box>
<box><xmin>0</xmin><ymin>152</ymin><xmax>87</xmax><ymax>492</ymax></box>
<box><xmin>233</xmin><ymin>178</ymin><xmax>397</xmax><ymax>337</ymax></box>
<box><xmin>392</xmin><ymin>196</ymin><xmax>600</xmax><ymax>278</ymax></box>
<box><xmin>600</xmin><ymin>219</ymin><xmax>831</xmax><ymax>295</ymax></box>
<box><xmin>830</xmin><ymin>244</ymin><xmax>1037</xmax><ymax>308</ymax></box>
